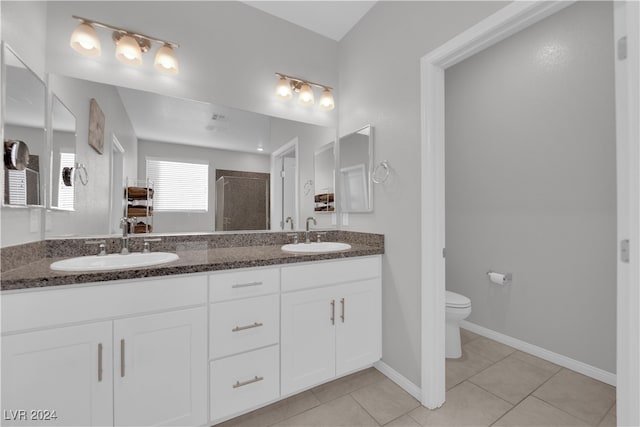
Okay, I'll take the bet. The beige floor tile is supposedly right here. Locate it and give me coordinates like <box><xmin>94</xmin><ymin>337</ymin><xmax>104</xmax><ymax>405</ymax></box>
<box><xmin>273</xmin><ymin>395</ymin><xmax>378</xmax><ymax>427</ymax></box>
<box><xmin>351</xmin><ymin>378</ymin><xmax>421</xmax><ymax>425</ymax></box>
<box><xmin>533</xmin><ymin>369</ymin><xmax>616</xmax><ymax>425</ymax></box>
<box><xmin>383</xmin><ymin>414</ymin><xmax>421</xmax><ymax>427</ymax></box>
<box><xmin>463</xmin><ymin>337</ymin><xmax>515</xmax><ymax>362</ymax></box>
<box><xmin>460</xmin><ymin>328</ymin><xmax>482</xmax><ymax>345</ymax></box>
<box><xmin>312</xmin><ymin>367</ymin><xmax>386</xmax><ymax>403</ymax></box>
<box><xmin>509</xmin><ymin>351</ymin><xmax>562</xmax><ymax>375</ymax></box>
<box><xmin>598</xmin><ymin>403</ymin><xmax>616</xmax><ymax>427</ymax></box>
<box><xmin>408</xmin><ymin>381</ymin><xmax>512</xmax><ymax>426</ymax></box>
<box><xmin>493</xmin><ymin>396</ymin><xmax>587</xmax><ymax>426</ymax></box>
<box><xmin>469</xmin><ymin>355</ymin><xmax>556</xmax><ymax>404</ymax></box>
<box><xmin>216</xmin><ymin>390</ymin><xmax>321</xmax><ymax>427</ymax></box>
<box><xmin>446</xmin><ymin>348</ymin><xmax>494</xmax><ymax>390</ymax></box>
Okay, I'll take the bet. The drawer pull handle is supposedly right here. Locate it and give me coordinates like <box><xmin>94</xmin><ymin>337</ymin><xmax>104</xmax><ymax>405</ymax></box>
<box><xmin>330</xmin><ymin>300</ymin><xmax>335</xmax><ymax>325</ymax></box>
<box><xmin>233</xmin><ymin>375</ymin><xmax>264</xmax><ymax>389</ymax></box>
<box><xmin>232</xmin><ymin>281</ymin><xmax>263</xmax><ymax>289</ymax></box>
<box><xmin>232</xmin><ymin>322</ymin><xmax>264</xmax><ymax>332</ymax></box>
<box><xmin>98</xmin><ymin>343</ymin><xmax>103</xmax><ymax>382</ymax></box>
<box><xmin>341</xmin><ymin>298</ymin><xmax>345</xmax><ymax>323</ymax></box>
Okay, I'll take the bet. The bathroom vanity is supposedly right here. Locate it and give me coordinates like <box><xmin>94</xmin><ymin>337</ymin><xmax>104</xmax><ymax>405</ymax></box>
<box><xmin>0</xmin><ymin>234</ymin><xmax>383</xmax><ymax>427</ymax></box>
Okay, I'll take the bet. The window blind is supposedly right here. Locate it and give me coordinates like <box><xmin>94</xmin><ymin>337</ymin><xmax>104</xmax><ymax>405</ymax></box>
<box><xmin>146</xmin><ymin>158</ymin><xmax>208</xmax><ymax>212</ymax></box>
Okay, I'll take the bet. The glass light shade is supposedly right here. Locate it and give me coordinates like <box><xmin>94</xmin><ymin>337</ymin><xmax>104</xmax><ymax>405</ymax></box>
<box><xmin>115</xmin><ymin>34</ymin><xmax>142</xmax><ymax>66</ymax></box>
<box><xmin>69</xmin><ymin>23</ymin><xmax>101</xmax><ymax>57</ymax></box>
<box><xmin>319</xmin><ymin>88</ymin><xmax>335</xmax><ymax>111</ymax></box>
<box><xmin>275</xmin><ymin>76</ymin><xmax>292</xmax><ymax>100</ymax></box>
<box><xmin>297</xmin><ymin>83</ymin><xmax>314</xmax><ymax>106</ymax></box>
<box><xmin>154</xmin><ymin>44</ymin><xmax>179</xmax><ymax>75</ymax></box>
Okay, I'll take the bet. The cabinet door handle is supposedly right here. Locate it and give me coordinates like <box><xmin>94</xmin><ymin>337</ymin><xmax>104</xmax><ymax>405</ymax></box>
<box><xmin>232</xmin><ymin>322</ymin><xmax>264</xmax><ymax>332</ymax></box>
<box><xmin>330</xmin><ymin>300</ymin><xmax>335</xmax><ymax>325</ymax></box>
<box><xmin>233</xmin><ymin>375</ymin><xmax>264</xmax><ymax>389</ymax></box>
<box><xmin>120</xmin><ymin>339</ymin><xmax>125</xmax><ymax>378</ymax></box>
<box><xmin>341</xmin><ymin>298</ymin><xmax>345</xmax><ymax>323</ymax></box>
<box><xmin>232</xmin><ymin>281</ymin><xmax>263</xmax><ymax>289</ymax></box>
<box><xmin>98</xmin><ymin>343</ymin><xmax>103</xmax><ymax>382</ymax></box>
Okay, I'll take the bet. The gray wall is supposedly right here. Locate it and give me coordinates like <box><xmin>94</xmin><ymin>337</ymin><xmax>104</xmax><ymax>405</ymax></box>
<box><xmin>338</xmin><ymin>1</ymin><xmax>506</xmax><ymax>386</ymax></box>
<box><xmin>445</xmin><ymin>2</ymin><xmax>616</xmax><ymax>372</ymax></box>
<box><xmin>138</xmin><ymin>140</ymin><xmax>270</xmax><ymax>233</ymax></box>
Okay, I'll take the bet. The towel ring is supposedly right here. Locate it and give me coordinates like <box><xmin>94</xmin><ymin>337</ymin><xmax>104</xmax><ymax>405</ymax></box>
<box><xmin>75</xmin><ymin>162</ymin><xmax>88</xmax><ymax>186</ymax></box>
<box><xmin>303</xmin><ymin>180</ymin><xmax>313</xmax><ymax>195</ymax></box>
<box><xmin>372</xmin><ymin>160</ymin><xmax>390</xmax><ymax>184</ymax></box>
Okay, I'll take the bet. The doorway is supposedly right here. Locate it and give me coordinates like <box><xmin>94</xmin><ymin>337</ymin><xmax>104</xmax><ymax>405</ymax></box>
<box><xmin>109</xmin><ymin>135</ymin><xmax>125</xmax><ymax>234</ymax></box>
<box><xmin>271</xmin><ymin>138</ymin><xmax>299</xmax><ymax>231</ymax></box>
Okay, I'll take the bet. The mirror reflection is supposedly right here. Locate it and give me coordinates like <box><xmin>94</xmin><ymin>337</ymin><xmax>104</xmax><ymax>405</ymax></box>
<box><xmin>314</xmin><ymin>142</ymin><xmax>335</xmax><ymax>213</ymax></box>
<box><xmin>339</xmin><ymin>125</ymin><xmax>373</xmax><ymax>212</ymax></box>
<box><xmin>2</xmin><ymin>43</ymin><xmax>46</xmax><ymax>207</ymax></box>
<box><xmin>44</xmin><ymin>74</ymin><xmax>336</xmax><ymax>237</ymax></box>
<box><xmin>50</xmin><ymin>95</ymin><xmax>77</xmax><ymax>211</ymax></box>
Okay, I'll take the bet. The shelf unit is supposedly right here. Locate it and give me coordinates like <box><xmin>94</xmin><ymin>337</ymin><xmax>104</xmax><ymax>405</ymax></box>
<box><xmin>125</xmin><ymin>178</ymin><xmax>154</xmax><ymax>234</ymax></box>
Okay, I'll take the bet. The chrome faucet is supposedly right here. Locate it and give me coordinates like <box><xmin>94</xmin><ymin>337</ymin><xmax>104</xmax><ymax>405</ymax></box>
<box><xmin>305</xmin><ymin>216</ymin><xmax>317</xmax><ymax>244</ymax></box>
<box><xmin>120</xmin><ymin>217</ymin><xmax>137</xmax><ymax>255</ymax></box>
<box><xmin>285</xmin><ymin>216</ymin><xmax>294</xmax><ymax>230</ymax></box>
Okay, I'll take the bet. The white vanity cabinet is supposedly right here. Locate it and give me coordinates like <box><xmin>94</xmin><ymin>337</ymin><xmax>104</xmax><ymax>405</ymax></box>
<box><xmin>1</xmin><ymin>275</ymin><xmax>208</xmax><ymax>427</ymax></box>
<box><xmin>280</xmin><ymin>257</ymin><xmax>381</xmax><ymax>396</ymax></box>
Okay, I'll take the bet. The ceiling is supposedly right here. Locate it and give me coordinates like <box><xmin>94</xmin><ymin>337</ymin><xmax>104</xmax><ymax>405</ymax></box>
<box><xmin>241</xmin><ymin>1</ymin><xmax>377</xmax><ymax>41</ymax></box>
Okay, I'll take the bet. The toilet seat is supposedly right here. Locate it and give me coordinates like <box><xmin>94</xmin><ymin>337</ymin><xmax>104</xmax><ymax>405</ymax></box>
<box><xmin>446</xmin><ymin>290</ymin><xmax>471</xmax><ymax>308</ymax></box>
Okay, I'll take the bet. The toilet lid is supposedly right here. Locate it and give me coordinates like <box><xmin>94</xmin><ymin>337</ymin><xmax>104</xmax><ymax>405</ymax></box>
<box><xmin>446</xmin><ymin>290</ymin><xmax>471</xmax><ymax>308</ymax></box>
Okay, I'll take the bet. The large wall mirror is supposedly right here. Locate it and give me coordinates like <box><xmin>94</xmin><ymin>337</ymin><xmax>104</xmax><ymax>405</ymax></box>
<box><xmin>313</xmin><ymin>142</ymin><xmax>335</xmax><ymax>213</ymax></box>
<box><xmin>2</xmin><ymin>43</ymin><xmax>46</xmax><ymax>207</ymax></box>
<box><xmin>50</xmin><ymin>95</ymin><xmax>77</xmax><ymax>211</ymax></box>
<box><xmin>44</xmin><ymin>74</ymin><xmax>335</xmax><ymax>238</ymax></box>
<box><xmin>339</xmin><ymin>125</ymin><xmax>373</xmax><ymax>212</ymax></box>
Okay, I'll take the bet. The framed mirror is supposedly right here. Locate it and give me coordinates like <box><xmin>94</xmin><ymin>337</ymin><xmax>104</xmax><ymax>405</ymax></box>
<box><xmin>50</xmin><ymin>95</ymin><xmax>77</xmax><ymax>211</ymax></box>
<box><xmin>313</xmin><ymin>141</ymin><xmax>335</xmax><ymax>213</ymax></box>
<box><xmin>2</xmin><ymin>43</ymin><xmax>46</xmax><ymax>207</ymax></box>
<box><xmin>338</xmin><ymin>125</ymin><xmax>373</xmax><ymax>212</ymax></box>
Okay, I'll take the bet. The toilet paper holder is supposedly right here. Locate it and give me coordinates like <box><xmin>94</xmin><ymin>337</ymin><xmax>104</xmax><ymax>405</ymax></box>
<box><xmin>486</xmin><ymin>271</ymin><xmax>512</xmax><ymax>285</ymax></box>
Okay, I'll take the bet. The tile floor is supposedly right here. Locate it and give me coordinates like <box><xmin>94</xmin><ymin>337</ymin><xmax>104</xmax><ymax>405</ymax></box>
<box><xmin>216</xmin><ymin>329</ymin><xmax>616</xmax><ymax>427</ymax></box>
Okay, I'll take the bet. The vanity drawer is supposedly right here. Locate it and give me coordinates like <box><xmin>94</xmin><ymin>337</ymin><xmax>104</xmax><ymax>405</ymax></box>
<box><xmin>210</xmin><ymin>345</ymin><xmax>279</xmax><ymax>421</ymax></box>
<box><xmin>209</xmin><ymin>268</ymin><xmax>279</xmax><ymax>302</ymax></box>
<box><xmin>210</xmin><ymin>294</ymin><xmax>279</xmax><ymax>359</ymax></box>
<box><xmin>281</xmin><ymin>256</ymin><xmax>381</xmax><ymax>292</ymax></box>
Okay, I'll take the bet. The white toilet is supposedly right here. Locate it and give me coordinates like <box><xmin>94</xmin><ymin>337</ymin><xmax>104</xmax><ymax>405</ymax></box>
<box><xmin>445</xmin><ymin>290</ymin><xmax>472</xmax><ymax>359</ymax></box>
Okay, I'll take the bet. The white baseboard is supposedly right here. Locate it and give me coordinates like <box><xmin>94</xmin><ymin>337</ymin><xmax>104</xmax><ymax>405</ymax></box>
<box><xmin>374</xmin><ymin>360</ymin><xmax>422</xmax><ymax>401</ymax></box>
<box><xmin>460</xmin><ymin>320</ymin><xmax>616</xmax><ymax>386</ymax></box>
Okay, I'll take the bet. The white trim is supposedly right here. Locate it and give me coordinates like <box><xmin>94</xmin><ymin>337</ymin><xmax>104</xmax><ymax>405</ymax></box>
<box><xmin>374</xmin><ymin>361</ymin><xmax>422</xmax><ymax>402</ymax></box>
<box><xmin>420</xmin><ymin>0</ymin><xmax>576</xmax><ymax>410</ymax></box>
<box><xmin>270</xmin><ymin>138</ymin><xmax>299</xmax><ymax>231</ymax></box>
<box><xmin>460</xmin><ymin>321</ymin><xmax>616</xmax><ymax>387</ymax></box>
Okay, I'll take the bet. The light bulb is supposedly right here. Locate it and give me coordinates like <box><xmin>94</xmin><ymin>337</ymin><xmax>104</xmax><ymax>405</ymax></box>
<box><xmin>69</xmin><ymin>22</ymin><xmax>101</xmax><ymax>57</ymax></box>
<box><xmin>154</xmin><ymin>44</ymin><xmax>179</xmax><ymax>75</ymax></box>
<box><xmin>115</xmin><ymin>34</ymin><xmax>142</xmax><ymax>66</ymax></box>
<box><xmin>275</xmin><ymin>76</ymin><xmax>292</xmax><ymax>100</ymax></box>
<box><xmin>319</xmin><ymin>88</ymin><xmax>335</xmax><ymax>111</ymax></box>
<box><xmin>297</xmin><ymin>83</ymin><xmax>314</xmax><ymax>106</ymax></box>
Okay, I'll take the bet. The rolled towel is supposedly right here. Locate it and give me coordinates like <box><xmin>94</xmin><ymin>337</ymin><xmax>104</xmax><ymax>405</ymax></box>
<box><xmin>127</xmin><ymin>206</ymin><xmax>153</xmax><ymax>217</ymax></box>
<box><xmin>314</xmin><ymin>193</ymin><xmax>335</xmax><ymax>203</ymax></box>
<box><xmin>133</xmin><ymin>222</ymin><xmax>152</xmax><ymax>234</ymax></box>
<box><xmin>126</xmin><ymin>187</ymin><xmax>154</xmax><ymax>200</ymax></box>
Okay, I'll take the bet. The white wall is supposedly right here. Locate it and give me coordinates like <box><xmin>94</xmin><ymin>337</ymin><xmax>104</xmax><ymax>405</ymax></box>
<box><xmin>45</xmin><ymin>75</ymin><xmax>138</xmax><ymax>237</ymax></box>
<box><xmin>338</xmin><ymin>1</ymin><xmax>506</xmax><ymax>386</ymax></box>
<box><xmin>137</xmin><ymin>139</ymin><xmax>270</xmax><ymax>233</ymax></box>
<box><xmin>445</xmin><ymin>2</ymin><xmax>616</xmax><ymax>373</ymax></box>
<box><xmin>1</xmin><ymin>1</ymin><xmax>48</xmax><ymax>247</ymax></box>
<box><xmin>269</xmin><ymin>118</ymin><xmax>337</xmax><ymax>229</ymax></box>
<box><xmin>44</xmin><ymin>1</ymin><xmax>338</xmax><ymax>128</ymax></box>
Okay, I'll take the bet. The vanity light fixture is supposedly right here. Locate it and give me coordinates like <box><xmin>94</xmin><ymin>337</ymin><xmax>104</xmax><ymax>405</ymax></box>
<box><xmin>274</xmin><ymin>73</ymin><xmax>335</xmax><ymax>111</ymax></box>
<box><xmin>70</xmin><ymin>16</ymin><xmax>180</xmax><ymax>75</ymax></box>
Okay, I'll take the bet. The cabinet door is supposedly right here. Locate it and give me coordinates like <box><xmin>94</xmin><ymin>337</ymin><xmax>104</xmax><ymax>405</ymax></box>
<box><xmin>335</xmin><ymin>279</ymin><xmax>382</xmax><ymax>376</ymax></box>
<box><xmin>1</xmin><ymin>322</ymin><xmax>113</xmax><ymax>426</ymax></box>
<box><xmin>281</xmin><ymin>286</ymin><xmax>337</xmax><ymax>395</ymax></box>
<box><xmin>114</xmin><ymin>307</ymin><xmax>207</xmax><ymax>427</ymax></box>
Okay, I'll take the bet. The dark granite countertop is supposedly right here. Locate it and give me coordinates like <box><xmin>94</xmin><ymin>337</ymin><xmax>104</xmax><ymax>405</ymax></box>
<box><xmin>1</xmin><ymin>242</ymin><xmax>383</xmax><ymax>291</ymax></box>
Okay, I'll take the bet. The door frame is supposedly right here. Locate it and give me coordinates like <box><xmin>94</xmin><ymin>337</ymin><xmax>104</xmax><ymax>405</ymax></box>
<box><xmin>419</xmin><ymin>2</ymin><xmax>639</xmax><ymax>424</ymax></box>
<box><xmin>270</xmin><ymin>138</ymin><xmax>299</xmax><ymax>231</ymax></box>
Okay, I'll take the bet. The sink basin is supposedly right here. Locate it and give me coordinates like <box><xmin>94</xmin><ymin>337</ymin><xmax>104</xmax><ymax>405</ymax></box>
<box><xmin>281</xmin><ymin>242</ymin><xmax>351</xmax><ymax>253</ymax></box>
<box><xmin>50</xmin><ymin>252</ymin><xmax>179</xmax><ymax>272</ymax></box>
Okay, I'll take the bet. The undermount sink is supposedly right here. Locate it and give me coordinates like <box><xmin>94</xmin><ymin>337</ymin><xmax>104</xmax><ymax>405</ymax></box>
<box><xmin>50</xmin><ymin>252</ymin><xmax>179</xmax><ymax>272</ymax></box>
<box><xmin>281</xmin><ymin>242</ymin><xmax>351</xmax><ymax>253</ymax></box>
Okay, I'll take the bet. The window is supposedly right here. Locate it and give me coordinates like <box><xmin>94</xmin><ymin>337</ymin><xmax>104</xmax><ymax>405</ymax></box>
<box><xmin>146</xmin><ymin>158</ymin><xmax>208</xmax><ymax>212</ymax></box>
<box><xmin>57</xmin><ymin>152</ymin><xmax>75</xmax><ymax>210</ymax></box>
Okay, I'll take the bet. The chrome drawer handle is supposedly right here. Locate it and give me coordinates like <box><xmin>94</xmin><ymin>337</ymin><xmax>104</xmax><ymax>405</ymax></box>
<box><xmin>232</xmin><ymin>322</ymin><xmax>264</xmax><ymax>332</ymax></box>
<box><xmin>233</xmin><ymin>375</ymin><xmax>264</xmax><ymax>389</ymax></box>
<box><xmin>232</xmin><ymin>281</ymin><xmax>263</xmax><ymax>289</ymax></box>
